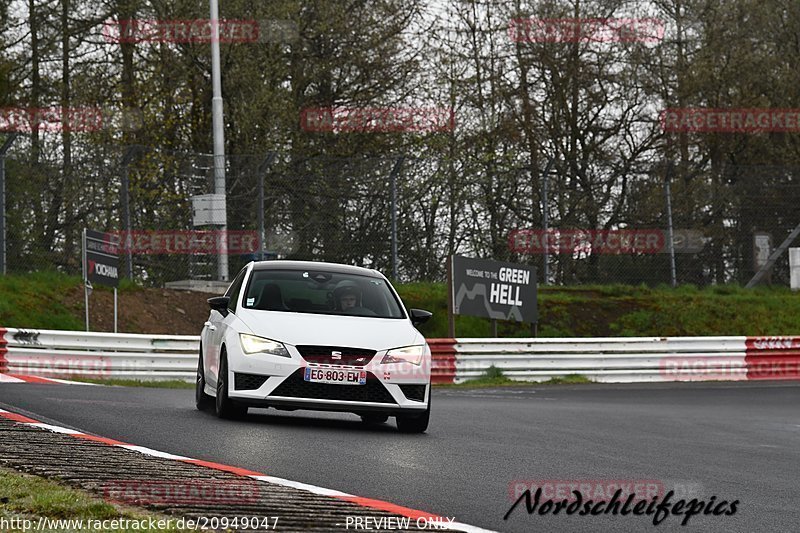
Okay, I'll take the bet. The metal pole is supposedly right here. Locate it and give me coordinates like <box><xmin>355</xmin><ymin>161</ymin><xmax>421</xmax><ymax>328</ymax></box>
<box><xmin>83</xmin><ymin>228</ymin><xmax>89</xmax><ymax>331</ymax></box>
<box><xmin>257</xmin><ymin>152</ymin><xmax>276</xmax><ymax>261</ymax></box>
<box><xmin>0</xmin><ymin>154</ymin><xmax>4</xmax><ymax>275</ymax></box>
<box><xmin>121</xmin><ymin>147</ymin><xmax>136</xmax><ymax>279</ymax></box>
<box><xmin>389</xmin><ymin>156</ymin><xmax>405</xmax><ymax>280</ymax></box>
<box><xmin>210</xmin><ymin>0</ymin><xmax>228</xmax><ymax>281</ymax></box>
<box><xmin>258</xmin><ymin>172</ymin><xmax>264</xmax><ymax>261</ymax></box>
<box><xmin>540</xmin><ymin>159</ymin><xmax>554</xmax><ymax>284</ymax></box>
<box><xmin>446</xmin><ymin>255</ymin><xmax>455</xmax><ymax>338</ymax></box>
<box><xmin>0</xmin><ymin>154</ymin><xmax>4</xmax><ymax>276</ymax></box>
<box><xmin>113</xmin><ymin>288</ymin><xmax>118</xmax><ymax>333</ymax></box>
<box><xmin>0</xmin><ymin>133</ymin><xmax>19</xmax><ymax>275</ymax></box>
<box><xmin>664</xmin><ymin>165</ymin><xmax>677</xmax><ymax>287</ymax></box>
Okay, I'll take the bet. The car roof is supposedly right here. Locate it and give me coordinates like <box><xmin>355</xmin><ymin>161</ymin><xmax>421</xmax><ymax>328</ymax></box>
<box><xmin>250</xmin><ymin>260</ymin><xmax>384</xmax><ymax>279</ymax></box>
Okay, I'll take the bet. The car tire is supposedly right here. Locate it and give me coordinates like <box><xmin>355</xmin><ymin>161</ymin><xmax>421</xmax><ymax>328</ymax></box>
<box><xmin>360</xmin><ymin>413</ymin><xmax>389</xmax><ymax>424</ymax></box>
<box><xmin>196</xmin><ymin>346</ymin><xmax>214</xmax><ymax>411</ymax></box>
<box><xmin>396</xmin><ymin>389</ymin><xmax>430</xmax><ymax>433</ymax></box>
<box><xmin>216</xmin><ymin>350</ymin><xmax>248</xmax><ymax>420</ymax></box>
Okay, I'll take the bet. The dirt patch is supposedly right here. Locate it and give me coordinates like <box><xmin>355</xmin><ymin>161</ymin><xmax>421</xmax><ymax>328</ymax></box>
<box><xmin>62</xmin><ymin>285</ymin><xmax>216</xmax><ymax>335</ymax></box>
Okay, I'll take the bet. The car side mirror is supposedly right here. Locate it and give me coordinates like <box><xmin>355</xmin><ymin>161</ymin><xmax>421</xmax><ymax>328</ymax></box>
<box><xmin>208</xmin><ymin>296</ymin><xmax>230</xmax><ymax>314</ymax></box>
<box><xmin>409</xmin><ymin>308</ymin><xmax>432</xmax><ymax>326</ymax></box>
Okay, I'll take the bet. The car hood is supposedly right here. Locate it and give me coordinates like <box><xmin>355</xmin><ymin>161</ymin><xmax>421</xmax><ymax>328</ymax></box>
<box><xmin>236</xmin><ymin>309</ymin><xmax>423</xmax><ymax>351</ymax></box>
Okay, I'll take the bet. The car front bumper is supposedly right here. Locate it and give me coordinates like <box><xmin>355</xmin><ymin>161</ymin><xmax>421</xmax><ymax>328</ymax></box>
<box><xmin>226</xmin><ymin>342</ymin><xmax>430</xmax><ymax>413</ymax></box>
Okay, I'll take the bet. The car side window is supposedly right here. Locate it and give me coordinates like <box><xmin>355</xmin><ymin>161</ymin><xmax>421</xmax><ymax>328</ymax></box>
<box><xmin>225</xmin><ymin>268</ymin><xmax>248</xmax><ymax>313</ymax></box>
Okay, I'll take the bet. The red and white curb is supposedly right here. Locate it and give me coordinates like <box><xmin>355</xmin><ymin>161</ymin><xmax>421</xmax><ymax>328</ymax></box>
<box><xmin>0</xmin><ymin>408</ymin><xmax>495</xmax><ymax>533</ymax></box>
<box><xmin>0</xmin><ymin>373</ymin><xmax>96</xmax><ymax>384</ymax></box>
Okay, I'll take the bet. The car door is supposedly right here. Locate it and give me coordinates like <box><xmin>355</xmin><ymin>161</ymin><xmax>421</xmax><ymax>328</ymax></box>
<box><xmin>206</xmin><ymin>267</ymin><xmax>247</xmax><ymax>388</ymax></box>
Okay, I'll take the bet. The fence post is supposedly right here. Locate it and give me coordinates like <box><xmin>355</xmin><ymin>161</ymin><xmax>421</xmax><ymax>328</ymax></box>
<box><xmin>664</xmin><ymin>163</ymin><xmax>677</xmax><ymax>287</ymax></box>
<box><xmin>389</xmin><ymin>156</ymin><xmax>405</xmax><ymax>280</ymax></box>
<box><xmin>257</xmin><ymin>152</ymin><xmax>277</xmax><ymax>259</ymax></box>
<box><xmin>120</xmin><ymin>146</ymin><xmax>139</xmax><ymax>280</ymax></box>
<box><xmin>540</xmin><ymin>159</ymin><xmax>553</xmax><ymax>284</ymax></box>
<box><xmin>0</xmin><ymin>133</ymin><xmax>20</xmax><ymax>275</ymax></box>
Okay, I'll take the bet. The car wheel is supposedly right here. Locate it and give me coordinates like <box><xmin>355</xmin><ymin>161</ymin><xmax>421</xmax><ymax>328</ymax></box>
<box><xmin>360</xmin><ymin>413</ymin><xmax>389</xmax><ymax>424</ymax></box>
<box><xmin>215</xmin><ymin>349</ymin><xmax>248</xmax><ymax>420</ymax></box>
<box><xmin>396</xmin><ymin>390</ymin><xmax>430</xmax><ymax>433</ymax></box>
<box><xmin>196</xmin><ymin>345</ymin><xmax>214</xmax><ymax>411</ymax></box>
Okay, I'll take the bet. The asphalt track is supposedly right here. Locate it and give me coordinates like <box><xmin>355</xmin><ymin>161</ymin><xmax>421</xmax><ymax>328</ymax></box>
<box><xmin>1</xmin><ymin>380</ymin><xmax>798</xmax><ymax>532</ymax></box>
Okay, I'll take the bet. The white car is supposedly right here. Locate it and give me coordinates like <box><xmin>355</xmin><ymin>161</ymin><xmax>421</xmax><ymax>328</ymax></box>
<box><xmin>197</xmin><ymin>260</ymin><xmax>433</xmax><ymax>433</ymax></box>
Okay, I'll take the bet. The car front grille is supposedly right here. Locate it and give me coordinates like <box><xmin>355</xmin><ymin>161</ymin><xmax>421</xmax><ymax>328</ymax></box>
<box><xmin>234</xmin><ymin>373</ymin><xmax>269</xmax><ymax>391</ymax></box>
<box><xmin>296</xmin><ymin>345</ymin><xmax>376</xmax><ymax>367</ymax></box>
<box><xmin>269</xmin><ymin>369</ymin><xmax>395</xmax><ymax>404</ymax></box>
<box><xmin>398</xmin><ymin>384</ymin><xmax>427</xmax><ymax>402</ymax></box>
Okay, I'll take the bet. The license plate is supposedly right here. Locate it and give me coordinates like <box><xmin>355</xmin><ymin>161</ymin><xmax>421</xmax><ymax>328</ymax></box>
<box><xmin>304</xmin><ymin>367</ymin><xmax>367</xmax><ymax>385</ymax></box>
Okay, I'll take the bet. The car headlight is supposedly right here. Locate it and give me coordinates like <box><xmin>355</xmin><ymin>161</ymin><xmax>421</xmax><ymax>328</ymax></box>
<box><xmin>239</xmin><ymin>334</ymin><xmax>290</xmax><ymax>357</ymax></box>
<box><xmin>381</xmin><ymin>345</ymin><xmax>425</xmax><ymax>365</ymax></box>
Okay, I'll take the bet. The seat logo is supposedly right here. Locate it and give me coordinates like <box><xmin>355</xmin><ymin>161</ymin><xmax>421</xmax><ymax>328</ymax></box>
<box><xmin>331</xmin><ymin>351</ymin><xmax>342</xmax><ymax>360</ymax></box>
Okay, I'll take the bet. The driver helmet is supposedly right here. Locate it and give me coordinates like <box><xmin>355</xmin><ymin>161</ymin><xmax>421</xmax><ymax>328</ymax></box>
<box><xmin>333</xmin><ymin>280</ymin><xmax>362</xmax><ymax>310</ymax></box>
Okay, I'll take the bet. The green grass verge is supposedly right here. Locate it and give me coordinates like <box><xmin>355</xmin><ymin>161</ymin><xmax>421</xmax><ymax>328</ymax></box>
<box><xmin>69</xmin><ymin>378</ymin><xmax>194</xmax><ymax>389</ymax></box>
<box><xmin>0</xmin><ymin>272</ymin><xmax>84</xmax><ymax>330</ymax></box>
<box><xmin>0</xmin><ymin>271</ymin><xmax>140</xmax><ymax>332</ymax></box>
<box><xmin>0</xmin><ymin>468</ymin><xmax>199</xmax><ymax>532</ymax></box>
<box><xmin>399</xmin><ymin>282</ymin><xmax>800</xmax><ymax>338</ymax></box>
<box><xmin>435</xmin><ymin>376</ymin><xmax>519</xmax><ymax>388</ymax></box>
<box><xmin>3</xmin><ymin>272</ymin><xmax>800</xmax><ymax>338</ymax></box>
<box><xmin>436</xmin><ymin>366</ymin><xmax>593</xmax><ymax>388</ymax></box>
<box><xmin>543</xmin><ymin>373</ymin><xmax>594</xmax><ymax>385</ymax></box>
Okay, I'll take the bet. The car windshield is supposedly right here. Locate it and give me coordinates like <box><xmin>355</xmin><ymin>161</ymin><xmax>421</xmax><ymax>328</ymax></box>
<box><xmin>242</xmin><ymin>269</ymin><xmax>405</xmax><ymax>319</ymax></box>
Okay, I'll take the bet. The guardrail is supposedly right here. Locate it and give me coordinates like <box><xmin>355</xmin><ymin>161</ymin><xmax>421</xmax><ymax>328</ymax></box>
<box><xmin>0</xmin><ymin>327</ymin><xmax>197</xmax><ymax>381</ymax></box>
<box><xmin>430</xmin><ymin>336</ymin><xmax>800</xmax><ymax>384</ymax></box>
<box><xmin>1</xmin><ymin>327</ymin><xmax>798</xmax><ymax>384</ymax></box>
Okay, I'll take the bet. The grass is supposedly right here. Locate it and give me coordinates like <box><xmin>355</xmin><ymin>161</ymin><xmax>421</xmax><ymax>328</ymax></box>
<box><xmin>69</xmin><ymin>378</ymin><xmax>194</xmax><ymax>389</ymax></box>
<box><xmin>543</xmin><ymin>373</ymin><xmax>593</xmax><ymax>385</ymax></box>
<box><xmin>0</xmin><ymin>271</ymin><xmax>84</xmax><ymax>330</ymax></box>
<box><xmin>0</xmin><ymin>271</ymin><xmax>143</xmax><ymax>333</ymax></box>
<box><xmin>397</xmin><ymin>281</ymin><xmax>800</xmax><ymax>338</ymax></box>
<box><xmin>3</xmin><ymin>272</ymin><xmax>800</xmax><ymax>338</ymax></box>
<box><xmin>0</xmin><ymin>468</ymin><xmax>199</xmax><ymax>532</ymax></box>
<box><xmin>437</xmin><ymin>366</ymin><xmax>593</xmax><ymax>388</ymax></box>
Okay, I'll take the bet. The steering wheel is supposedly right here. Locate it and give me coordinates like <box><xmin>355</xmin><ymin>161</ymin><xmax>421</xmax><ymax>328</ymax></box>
<box><xmin>343</xmin><ymin>306</ymin><xmax>378</xmax><ymax>316</ymax></box>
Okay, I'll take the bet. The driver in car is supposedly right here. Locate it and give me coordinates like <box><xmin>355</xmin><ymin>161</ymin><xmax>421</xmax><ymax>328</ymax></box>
<box><xmin>333</xmin><ymin>280</ymin><xmax>362</xmax><ymax>312</ymax></box>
